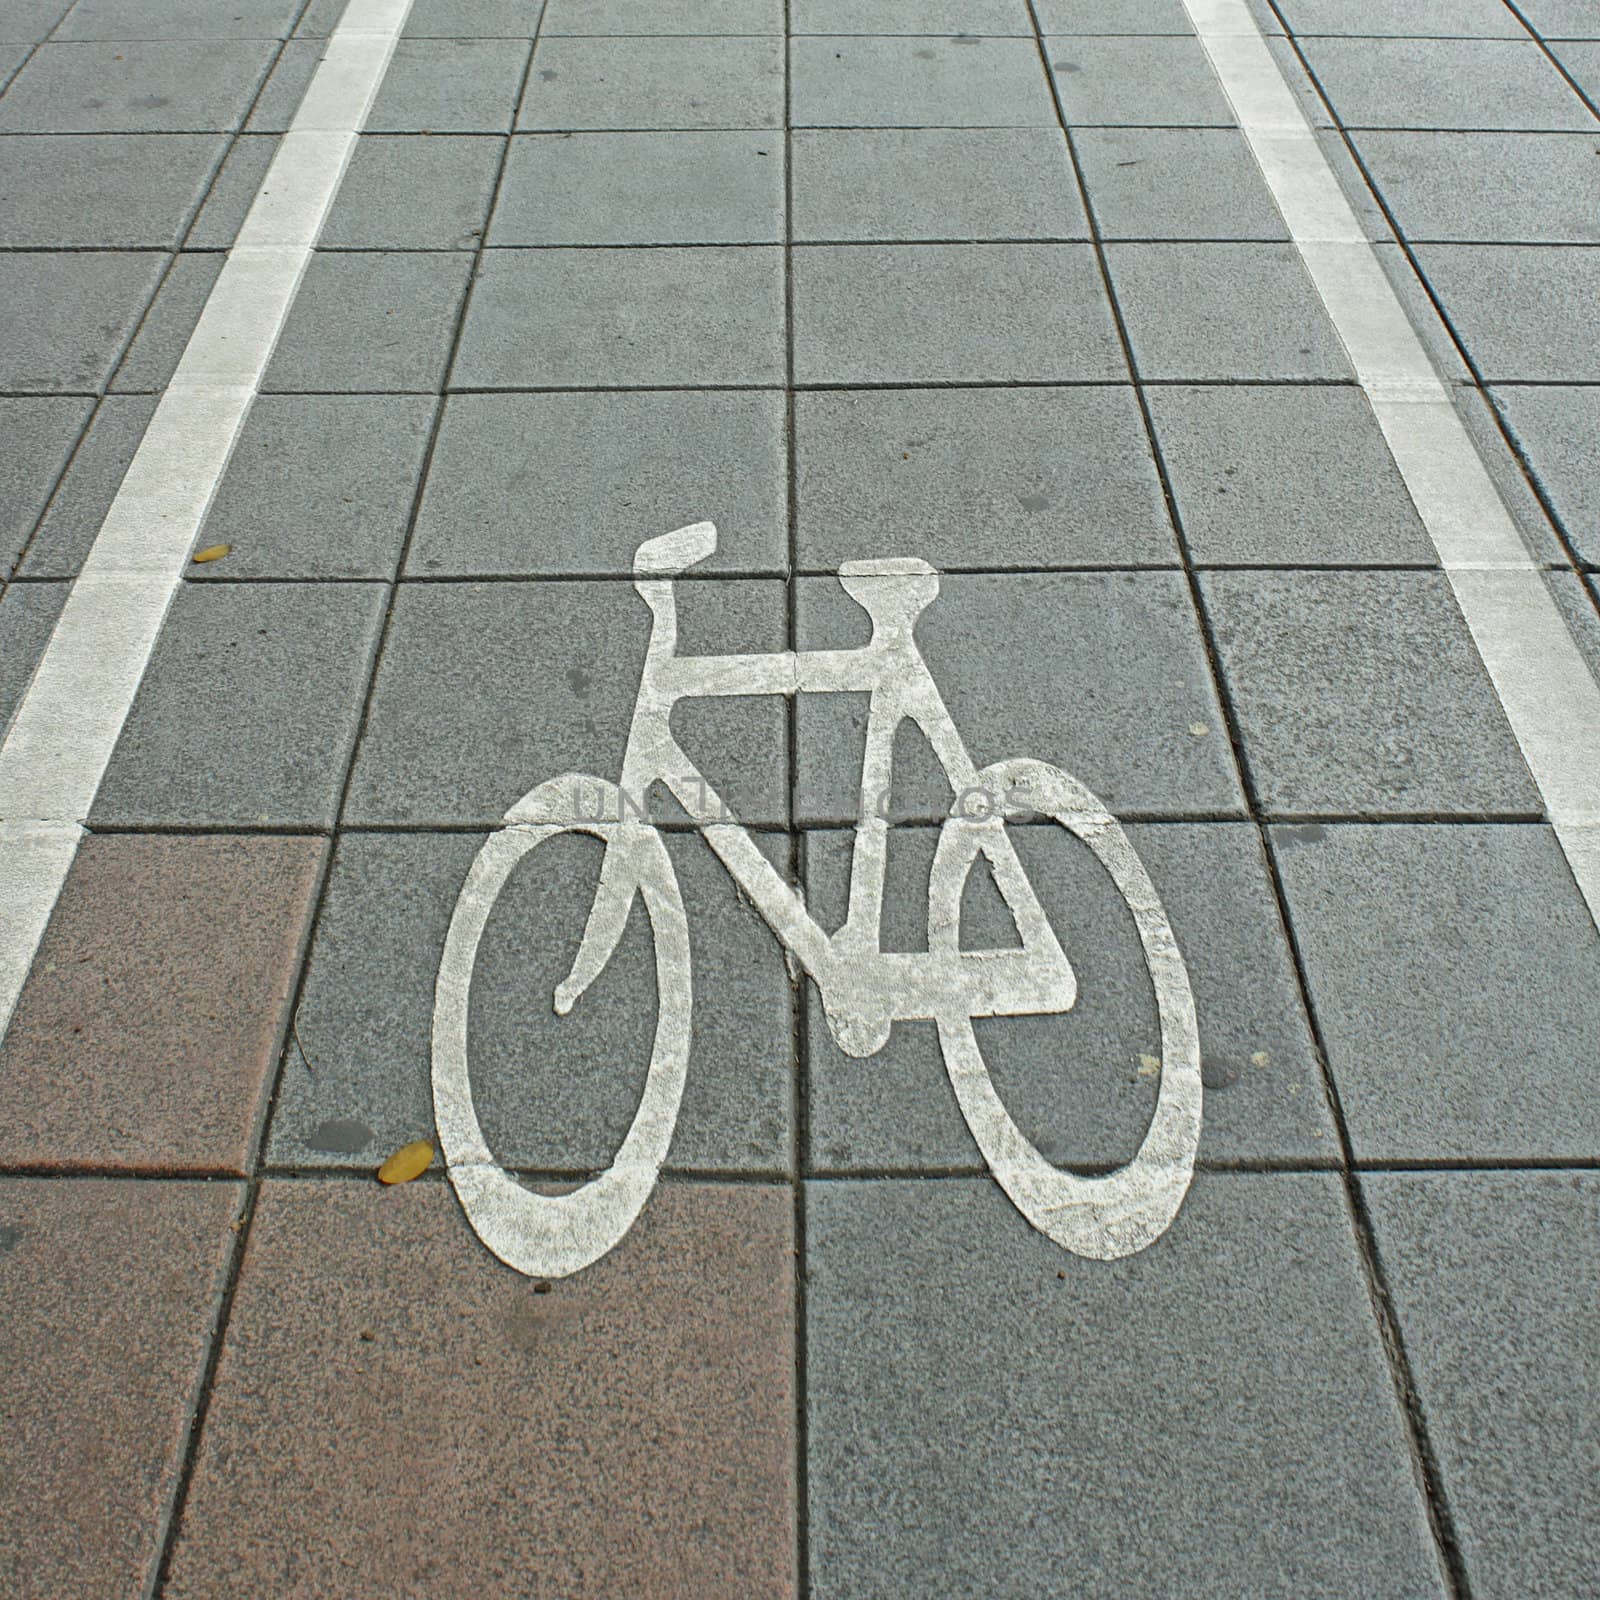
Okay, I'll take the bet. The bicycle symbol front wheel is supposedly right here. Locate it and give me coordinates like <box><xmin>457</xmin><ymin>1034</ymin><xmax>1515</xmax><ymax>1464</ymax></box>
<box><xmin>933</xmin><ymin>758</ymin><xmax>1203</xmax><ymax>1260</ymax></box>
<box><xmin>431</xmin><ymin>774</ymin><xmax>691</xmax><ymax>1279</ymax></box>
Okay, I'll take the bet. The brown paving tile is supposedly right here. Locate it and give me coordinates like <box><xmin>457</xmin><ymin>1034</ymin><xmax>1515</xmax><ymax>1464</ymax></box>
<box><xmin>0</xmin><ymin>1177</ymin><xmax>242</xmax><ymax>1600</ymax></box>
<box><xmin>164</xmin><ymin>1177</ymin><xmax>797</xmax><ymax>1600</ymax></box>
<box><xmin>0</xmin><ymin>834</ymin><xmax>325</xmax><ymax>1173</ymax></box>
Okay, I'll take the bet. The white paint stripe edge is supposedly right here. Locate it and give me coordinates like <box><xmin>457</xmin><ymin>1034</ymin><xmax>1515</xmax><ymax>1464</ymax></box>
<box><xmin>0</xmin><ymin>0</ymin><xmax>415</xmax><ymax>1039</ymax></box>
<box><xmin>1180</xmin><ymin>0</ymin><xmax>1600</xmax><ymax>907</ymax></box>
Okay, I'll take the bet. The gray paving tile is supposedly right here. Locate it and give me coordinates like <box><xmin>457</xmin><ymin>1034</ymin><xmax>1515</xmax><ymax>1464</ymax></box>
<box><xmin>183</xmin><ymin>133</ymin><xmax>275</xmax><ymax>246</ymax></box>
<box><xmin>1046</xmin><ymin>36</ymin><xmax>1236</xmax><ymax>127</ymax></box>
<box><xmin>542</xmin><ymin>0</ymin><xmax>785</xmax><ymax>31</ymax></box>
<box><xmin>262</xmin><ymin>251</ymin><xmax>472</xmax><ymax>393</ymax></box>
<box><xmin>1146</xmin><ymin>386</ymin><xmax>1435</xmax><ymax>565</ymax></box>
<box><xmin>795</xmin><ymin>570</ymin><xmax>1245</xmax><ymax>824</ymax></box>
<box><xmin>805</xmin><ymin>821</ymin><xmax>1334</xmax><ymax>1171</ymax></box>
<box><xmin>190</xmin><ymin>395</ymin><xmax>435</xmax><ymax>580</ymax></box>
<box><xmin>806</xmin><ymin>1174</ymin><xmax>1444</xmax><ymax>1599</ymax></box>
<box><xmin>1037</xmin><ymin>0</ymin><xmax>1193</xmax><ymax>31</ymax></box>
<box><xmin>1242</xmin><ymin>0</ymin><xmax>1287</xmax><ymax>33</ymax></box>
<box><xmin>1264</xmin><ymin>29</ymin><xmax>1338</xmax><ymax>126</ymax></box>
<box><xmin>1308</xmin><ymin>117</ymin><xmax>1398</xmax><ymax>240</ymax></box>
<box><xmin>1549</xmin><ymin>573</ymin><xmax>1600</xmax><ymax>685</ymax></box>
<box><xmin>344</xmin><ymin>578</ymin><xmax>791</xmax><ymax>827</ymax></box>
<box><xmin>0</xmin><ymin>251</ymin><xmax>164</xmax><ymax>394</ymax></box>
<box><xmin>320</xmin><ymin>134</ymin><xmax>502</xmax><ymax>249</ymax></box>
<box><xmin>1549</xmin><ymin>38</ymin><xmax>1600</xmax><ymax>95</ymax></box>
<box><xmin>0</xmin><ymin>398</ymin><xmax>91</xmax><ymax>573</ymax></box>
<box><xmin>266</xmin><ymin>829</ymin><xmax>794</xmax><ymax>1172</ymax></box>
<box><xmin>0</xmin><ymin>580</ymin><xmax>68</xmax><ymax>733</ymax></box>
<box><xmin>1414</xmin><ymin>245</ymin><xmax>1600</xmax><ymax>382</ymax></box>
<box><xmin>0</xmin><ymin>40</ymin><xmax>29</xmax><ymax>82</ymax></box>
<box><xmin>1203</xmin><ymin>571</ymin><xmax>1538</xmax><ymax>816</ymax></box>
<box><xmin>1491</xmin><ymin>386</ymin><xmax>1600</xmax><ymax>565</ymax></box>
<box><xmin>793</xmin><ymin>243</ymin><xmax>1125</xmax><ymax>384</ymax></box>
<box><xmin>0</xmin><ymin>0</ymin><xmax>72</xmax><ymax>42</ymax></box>
<box><xmin>52</xmin><ymin>0</ymin><xmax>301</xmax><ymax>38</ymax></box>
<box><xmin>1076</xmin><ymin>127</ymin><xmax>1288</xmax><ymax>240</ymax></box>
<box><xmin>491</xmin><ymin>131</ymin><xmax>783</xmax><ymax>246</ymax></box>
<box><xmin>402</xmin><ymin>0</ymin><xmax>546</xmax><ymax>35</ymax></box>
<box><xmin>1120</xmin><ymin>240</ymin><xmax>1356</xmax><ymax>377</ymax></box>
<box><xmin>289</xmin><ymin>0</ymin><xmax>346</xmax><ymax>33</ymax></box>
<box><xmin>1523</xmin><ymin>0</ymin><xmax>1600</xmax><ymax>36</ymax></box>
<box><xmin>242</xmin><ymin>36</ymin><xmax>318</xmax><ymax>130</ymax></box>
<box><xmin>518</xmin><ymin>36</ymin><xmax>784</xmax><ymax>130</ymax></box>
<box><xmin>1551</xmin><ymin>569</ymin><xmax>1600</xmax><ymax>663</ymax></box>
<box><xmin>0</xmin><ymin>40</ymin><xmax>276</xmax><ymax>132</ymax></box>
<box><xmin>367</xmin><ymin>39</ymin><xmax>530</xmax><ymax>134</ymax></box>
<box><xmin>90</xmin><ymin>581</ymin><xmax>387</xmax><ymax>828</ymax></box>
<box><xmin>1353</xmin><ymin>131</ymin><xmax>1600</xmax><ymax>244</ymax></box>
<box><xmin>1106</xmin><ymin>243</ymin><xmax>1353</xmax><ymax>380</ymax></box>
<box><xmin>1276</xmin><ymin>824</ymin><xmax>1600</xmax><ymax>1160</ymax></box>
<box><xmin>408</xmin><ymin>390</ymin><xmax>787</xmax><ymax>576</ymax></box>
<box><xmin>1276</xmin><ymin>0</ymin><xmax>1526</xmax><ymax>35</ymax></box>
<box><xmin>1451</xmin><ymin>385</ymin><xmax>1584</xmax><ymax>565</ymax></box>
<box><xmin>792</xmin><ymin>128</ymin><xmax>1085</xmax><ymax>242</ymax></box>
<box><xmin>792</xmin><ymin>0</ymin><xmax>1033</xmax><ymax>31</ymax></box>
<box><xmin>16</xmin><ymin>396</ymin><xmax>156</xmax><ymax>577</ymax></box>
<box><xmin>794</xmin><ymin>386</ymin><xmax>1176</xmax><ymax>569</ymax></box>
<box><xmin>451</xmin><ymin>246</ymin><xmax>785</xmax><ymax>387</ymax></box>
<box><xmin>1364</xmin><ymin>1172</ymin><xmax>1600</xmax><ymax>1599</ymax></box>
<box><xmin>1299</xmin><ymin>38</ymin><xmax>1593</xmax><ymax>130</ymax></box>
<box><xmin>1537</xmin><ymin>8</ymin><xmax>1600</xmax><ymax>41</ymax></box>
<box><xmin>0</xmin><ymin>133</ymin><xmax>224</xmax><ymax>247</ymax></box>
<box><xmin>109</xmin><ymin>251</ymin><xmax>222</xmax><ymax>393</ymax></box>
<box><xmin>790</xmin><ymin>35</ymin><xmax>1057</xmax><ymax>128</ymax></box>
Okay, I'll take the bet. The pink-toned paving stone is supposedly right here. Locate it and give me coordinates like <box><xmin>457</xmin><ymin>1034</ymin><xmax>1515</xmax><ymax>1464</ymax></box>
<box><xmin>0</xmin><ymin>834</ymin><xmax>325</xmax><ymax>1173</ymax></box>
<box><xmin>0</xmin><ymin>1177</ymin><xmax>242</xmax><ymax>1599</ymax></box>
<box><xmin>164</xmin><ymin>1177</ymin><xmax>797</xmax><ymax>1600</ymax></box>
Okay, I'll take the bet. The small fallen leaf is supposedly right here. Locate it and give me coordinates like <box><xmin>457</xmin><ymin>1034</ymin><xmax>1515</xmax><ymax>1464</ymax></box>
<box><xmin>192</xmin><ymin>543</ymin><xmax>232</xmax><ymax>564</ymax></box>
<box><xmin>1250</xmin><ymin>1050</ymin><xmax>1272</xmax><ymax>1069</ymax></box>
<box><xmin>1136</xmin><ymin>1053</ymin><xmax>1160</xmax><ymax>1077</ymax></box>
<box><xmin>1188</xmin><ymin>722</ymin><xmax>1210</xmax><ymax>737</ymax></box>
<box><xmin>378</xmin><ymin>1139</ymin><xmax>434</xmax><ymax>1185</ymax></box>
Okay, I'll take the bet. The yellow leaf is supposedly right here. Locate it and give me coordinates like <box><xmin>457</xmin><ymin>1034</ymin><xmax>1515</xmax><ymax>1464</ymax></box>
<box><xmin>192</xmin><ymin>543</ymin><xmax>232</xmax><ymax>564</ymax></box>
<box><xmin>378</xmin><ymin>1139</ymin><xmax>434</xmax><ymax>1185</ymax></box>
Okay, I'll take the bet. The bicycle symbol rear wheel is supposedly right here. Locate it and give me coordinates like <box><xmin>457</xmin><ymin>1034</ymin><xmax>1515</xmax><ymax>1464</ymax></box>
<box><xmin>431</xmin><ymin>774</ymin><xmax>691</xmax><ymax>1279</ymax></box>
<box><xmin>932</xmin><ymin>758</ymin><xmax>1202</xmax><ymax>1260</ymax></box>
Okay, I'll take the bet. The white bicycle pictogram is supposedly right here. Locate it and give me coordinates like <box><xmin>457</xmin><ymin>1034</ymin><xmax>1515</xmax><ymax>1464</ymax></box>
<box><xmin>432</xmin><ymin>522</ymin><xmax>1203</xmax><ymax>1278</ymax></box>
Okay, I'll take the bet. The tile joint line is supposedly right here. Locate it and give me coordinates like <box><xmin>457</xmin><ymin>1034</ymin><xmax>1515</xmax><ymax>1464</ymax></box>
<box><xmin>0</xmin><ymin>0</ymin><xmax>418</xmax><ymax>1041</ymax></box>
<box><xmin>1180</xmin><ymin>0</ymin><xmax>1600</xmax><ymax>925</ymax></box>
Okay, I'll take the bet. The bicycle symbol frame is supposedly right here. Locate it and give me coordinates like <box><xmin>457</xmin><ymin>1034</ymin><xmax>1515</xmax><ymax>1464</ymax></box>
<box><xmin>432</xmin><ymin>522</ymin><xmax>1202</xmax><ymax>1278</ymax></box>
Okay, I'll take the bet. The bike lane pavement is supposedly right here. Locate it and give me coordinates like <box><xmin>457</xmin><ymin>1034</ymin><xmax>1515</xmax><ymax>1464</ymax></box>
<box><xmin>1</xmin><ymin>1</ymin><xmax>1597</xmax><ymax>1596</ymax></box>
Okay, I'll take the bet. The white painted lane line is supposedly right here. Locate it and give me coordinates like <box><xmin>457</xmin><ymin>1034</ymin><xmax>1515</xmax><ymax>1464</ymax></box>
<box><xmin>1181</xmin><ymin>0</ymin><xmax>1600</xmax><ymax>920</ymax></box>
<box><xmin>0</xmin><ymin>0</ymin><xmax>415</xmax><ymax>1041</ymax></box>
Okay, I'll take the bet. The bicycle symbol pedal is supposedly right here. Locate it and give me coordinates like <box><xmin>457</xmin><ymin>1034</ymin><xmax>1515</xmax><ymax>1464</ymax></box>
<box><xmin>432</xmin><ymin>522</ymin><xmax>1202</xmax><ymax>1278</ymax></box>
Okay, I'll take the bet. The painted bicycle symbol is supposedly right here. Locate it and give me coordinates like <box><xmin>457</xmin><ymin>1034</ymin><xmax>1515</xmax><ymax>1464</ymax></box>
<box><xmin>432</xmin><ymin>522</ymin><xmax>1203</xmax><ymax>1278</ymax></box>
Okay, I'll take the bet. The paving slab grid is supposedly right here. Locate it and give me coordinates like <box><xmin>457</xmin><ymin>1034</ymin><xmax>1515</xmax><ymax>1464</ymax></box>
<box><xmin>1</xmin><ymin>0</ymin><xmax>1599</xmax><ymax>1595</ymax></box>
